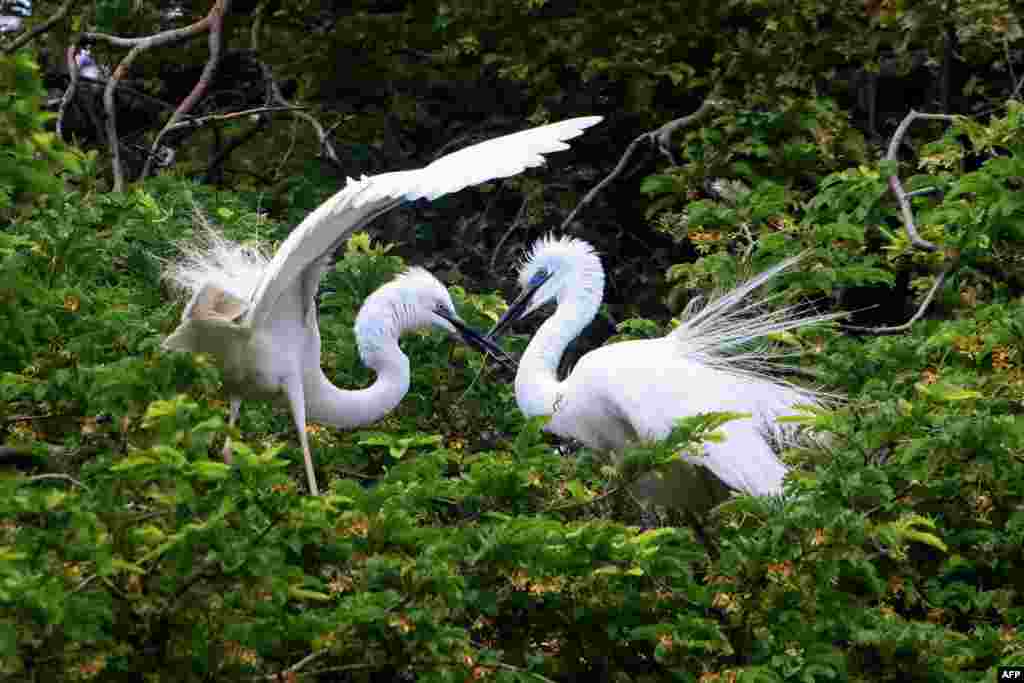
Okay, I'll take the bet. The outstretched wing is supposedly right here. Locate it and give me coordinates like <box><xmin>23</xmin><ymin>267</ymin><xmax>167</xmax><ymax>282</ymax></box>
<box><xmin>245</xmin><ymin>115</ymin><xmax>603</xmax><ymax>329</ymax></box>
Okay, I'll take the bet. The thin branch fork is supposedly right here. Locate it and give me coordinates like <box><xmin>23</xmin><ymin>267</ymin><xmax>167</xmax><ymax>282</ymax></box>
<box><xmin>164</xmin><ymin>105</ymin><xmax>307</xmax><ymax>132</ymax></box>
<box><xmin>249</xmin><ymin>55</ymin><xmax>340</xmax><ymax>166</ymax></box>
<box><xmin>247</xmin><ymin>1</ymin><xmax>340</xmax><ymax>168</ymax></box>
<box><xmin>885</xmin><ymin>109</ymin><xmax>960</xmax><ymax>253</ymax></box>
<box><xmin>841</xmin><ymin>263</ymin><xmax>952</xmax><ymax>334</ymax></box>
<box><xmin>845</xmin><ymin>108</ymin><xmax>961</xmax><ymax>335</ymax></box>
<box><xmin>68</xmin><ymin>0</ymin><xmax>232</xmax><ymax>191</ymax></box>
<box><xmin>141</xmin><ymin>0</ymin><xmax>233</xmax><ymax>179</ymax></box>
<box><xmin>559</xmin><ymin>95</ymin><xmax>724</xmax><ymax>231</ymax></box>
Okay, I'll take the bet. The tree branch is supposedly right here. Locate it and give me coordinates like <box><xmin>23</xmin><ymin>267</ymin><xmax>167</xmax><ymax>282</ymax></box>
<box><xmin>884</xmin><ymin>109</ymin><xmax>959</xmax><ymax>252</ymax></box>
<box><xmin>23</xmin><ymin>473</ymin><xmax>88</xmax><ymax>489</ymax></box>
<box><xmin>841</xmin><ymin>264</ymin><xmax>951</xmax><ymax>334</ymax></box>
<box><xmin>839</xmin><ymin>108</ymin><xmax>962</xmax><ymax>335</ymax></box>
<box><xmin>559</xmin><ymin>96</ymin><xmax>723</xmax><ymax>231</ymax></box>
<box><xmin>141</xmin><ymin>0</ymin><xmax>232</xmax><ymax>179</ymax></box>
<box><xmin>1</xmin><ymin>0</ymin><xmax>76</xmax><ymax>54</ymax></box>
<box><xmin>255</xmin><ymin>649</ymin><xmax>328</xmax><ymax>680</ymax></box>
<box><xmin>204</xmin><ymin>112</ymin><xmax>269</xmax><ymax>183</ymax></box>
<box><xmin>489</xmin><ymin>194</ymin><xmax>528</xmax><ymax>272</ymax></box>
<box><xmin>56</xmin><ymin>44</ymin><xmax>79</xmax><ymax>140</ymax></box>
<box><xmin>249</xmin><ymin>55</ymin><xmax>340</xmax><ymax>165</ymax></box>
<box><xmin>83</xmin><ymin>1</ymin><xmax>231</xmax><ymax>190</ymax></box>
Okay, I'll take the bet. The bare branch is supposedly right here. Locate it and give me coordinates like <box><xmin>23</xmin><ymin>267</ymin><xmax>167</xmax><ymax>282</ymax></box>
<box><xmin>23</xmin><ymin>473</ymin><xmax>88</xmax><ymax>489</ymax></box>
<box><xmin>885</xmin><ymin>109</ymin><xmax>959</xmax><ymax>252</ymax></box>
<box><xmin>1</xmin><ymin>0</ymin><xmax>76</xmax><ymax>54</ymax></box>
<box><xmin>4</xmin><ymin>413</ymin><xmax>54</xmax><ymax>422</ymax></box>
<box><xmin>166</xmin><ymin>105</ymin><xmax>306</xmax><ymax>132</ymax></box>
<box><xmin>250</xmin><ymin>56</ymin><xmax>340</xmax><ymax>165</ymax></box>
<box><xmin>205</xmin><ymin>115</ymin><xmax>267</xmax><ymax>183</ymax></box>
<box><xmin>560</xmin><ymin>96</ymin><xmax>723</xmax><ymax>231</ymax></box>
<box><xmin>56</xmin><ymin>44</ymin><xmax>79</xmax><ymax>140</ymax></box>
<box><xmin>491</xmin><ymin>662</ymin><xmax>559</xmax><ymax>683</ymax></box>
<box><xmin>254</xmin><ymin>662</ymin><xmax>375</xmax><ymax>680</ymax></box>
<box><xmin>254</xmin><ymin>649</ymin><xmax>328</xmax><ymax>680</ymax></box>
<box><xmin>84</xmin><ymin>2</ymin><xmax>231</xmax><ymax>191</ymax></box>
<box><xmin>839</xmin><ymin>109</ymin><xmax>962</xmax><ymax>334</ymax></box>
<box><xmin>73</xmin><ymin>574</ymin><xmax>99</xmax><ymax>593</ymax></box>
<box><xmin>141</xmin><ymin>0</ymin><xmax>232</xmax><ymax>179</ymax></box>
<box><xmin>250</xmin><ymin>0</ymin><xmax>267</xmax><ymax>52</ymax></box>
<box><xmin>489</xmin><ymin>194</ymin><xmax>528</xmax><ymax>272</ymax></box>
<box><xmin>841</xmin><ymin>264</ymin><xmax>951</xmax><ymax>334</ymax></box>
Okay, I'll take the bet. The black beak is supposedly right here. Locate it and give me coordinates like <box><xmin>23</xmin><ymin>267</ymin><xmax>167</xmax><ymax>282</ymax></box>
<box><xmin>487</xmin><ymin>271</ymin><xmax>552</xmax><ymax>340</ymax></box>
<box><xmin>435</xmin><ymin>307</ymin><xmax>518</xmax><ymax>371</ymax></box>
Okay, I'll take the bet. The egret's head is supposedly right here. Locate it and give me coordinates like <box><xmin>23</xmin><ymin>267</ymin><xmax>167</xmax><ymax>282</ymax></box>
<box><xmin>488</xmin><ymin>235</ymin><xmax>604</xmax><ymax>338</ymax></box>
<box><xmin>355</xmin><ymin>267</ymin><xmax>515</xmax><ymax>368</ymax></box>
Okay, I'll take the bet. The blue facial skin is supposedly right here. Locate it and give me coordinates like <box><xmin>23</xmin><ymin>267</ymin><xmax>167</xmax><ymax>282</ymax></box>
<box><xmin>528</xmin><ymin>269</ymin><xmax>550</xmax><ymax>289</ymax></box>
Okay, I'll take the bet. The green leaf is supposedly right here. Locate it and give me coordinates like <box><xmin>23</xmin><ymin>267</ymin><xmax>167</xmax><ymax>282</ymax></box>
<box><xmin>640</xmin><ymin>174</ymin><xmax>681</xmax><ymax>196</ymax></box>
<box><xmin>288</xmin><ymin>586</ymin><xmax>332</xmax><ymax>602</ymax></box>
<box><xmin>192</xmin><ymin>461</ymin><xmax>231</xmax><ymax>481</ymax></box>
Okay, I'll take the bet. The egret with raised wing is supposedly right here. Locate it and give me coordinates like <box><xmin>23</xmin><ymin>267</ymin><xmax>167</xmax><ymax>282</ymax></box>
<box><xmin>161</xmin><ymin>117</ymin><xmax>600</xmax><ymax>495</ymax></box>
<box><xmin>487</xmin><ymin>236</ymin><xmax>837</xmax><ymax>514</ymax></box>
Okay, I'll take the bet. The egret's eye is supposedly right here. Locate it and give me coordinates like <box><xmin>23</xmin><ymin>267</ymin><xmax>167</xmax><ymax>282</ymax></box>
<box><xmin>527</xmin><ymin>269</ymin><xmax>550</xmax><ymax>289</ymax></box>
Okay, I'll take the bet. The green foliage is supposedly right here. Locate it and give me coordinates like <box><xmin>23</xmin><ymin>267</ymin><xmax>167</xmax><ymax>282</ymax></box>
<box><xmin>0</xmin><ymin>53</ymin><xmax>84</xmax><ymax>220</ymax></box>
<box><xmin>5</xmin><ymin>101</ymin><xmax>1024</xmax><ymax>676</ymax></box>
<box><xmin>3</xmin><ymin>3</ymin><xmax>1024</xmax><ymax>678</ymax></box>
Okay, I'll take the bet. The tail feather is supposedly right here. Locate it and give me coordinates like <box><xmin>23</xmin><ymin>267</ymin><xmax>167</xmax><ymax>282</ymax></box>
<box><xmin>670</xmin><ymin>253</ymin><xmax>842</xmax><ymax>397</ymax></box>
<box><xmin>161</xmin><ymin>228</ymin><xmax>270</xmax><ymax>314</ymax></box>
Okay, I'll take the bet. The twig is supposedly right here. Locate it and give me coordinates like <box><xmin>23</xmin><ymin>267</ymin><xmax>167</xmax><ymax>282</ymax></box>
<box><xmin>23</xmin><ymin>473</ymin><xmax>87</xmax><ymax>488</ymax></box>
<box><xmin>73</xmin><ymin>574</ymin><xmax>99</xmax><ymax>593</ymax></box>
<box><xmin>262</xmin><ymin>662</ymin><xmax>375</xmax><ymax>679</ymax></box>
<box><xmin>839</xmin><ymin>109</ymin><xmax>961</xmax><ymax>334</ymax></box>
<box><xmin>256</xmin><ymin>649</ymin><xmax>328</xmax><ymax>680</ymax></box>
<box><xmin>1005</xmin><ymin>35</ymin><xmax>1019</xmax><ymax>100</ymax></box>
<box><xmin>165</xmin><ymin>105</ymin><xmax>307</xmax><ymax>132</ymax></box>
<box><xmin>272</xmin><ymin>115</ymin><xmax>300</xmax><ymax>180</ymax></box>
<box><xmin>884</xmin><ymin>109</ymin><xmax>959</xmax><ymax>252</ymax></box>
<box><xmin>905</xmin><ymin>186</ymin><xmax>942</xmax><ymax>198</ymax></box>
<box><xmin>56</xmin><ymin>44</ymin><xmax>79</xmax><ymax>139</ymax></box>
<box><xmin>0</xmin><ymin>0</ymin><xmax>76</xmax><ymax>54</ymax></box>
<box><xmin>205</xmin><ymin>114</ymin><xmax>268</xmax><ymax>183</ymax></box>
<box><xmin>841</xmin><ymin>264</ymin><xmax>950</xmax><ymax>334</ymax></box>
<box><xmin>141</xmin><ymin>0</ymin><xmax>232</xmax><ymax>179</ymax></box>
<box><xmin>491</xmin><ymin>662</ymin><xmax>558</xmax><ymax>683</ymax></box>
<box><xmin>250</xmin><ymin>0</ymin><xmax>267</xmax><ymax>52</ymax></box>
<box><xmin>559</xmin><ymin>96</ymin><xmax>723</xmax><ymax>232</ymax></box>
<box><xmin>489</xmin><ymin>195</ymin><xmax>529</xmax><ymax>273</ymax></box>
<box><xmin>85</xmin><ymin>0</ymin><xmax>232</xmax><ymax>191</ymax></box>
<box><xmin>249</xmin><ymin>55</ymin><xmax>340</xmax><ymax>165</ymax></box>
<box><xmin>4</xmin><ymin>413</ymin><xmax>54</xmax><ymax>422</ymax></box>
<box><xmin>542</xmin><ymin>483</ymin><xmax>626</xmax><ymax>514</ymax></box>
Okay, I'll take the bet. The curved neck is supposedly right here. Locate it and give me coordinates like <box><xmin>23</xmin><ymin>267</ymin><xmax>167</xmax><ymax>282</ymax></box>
<box><xmin>515</xmin><ymin>276</ymin><xmax>604</xmax><ymax>417</ymax></box>
<box><xmin>306</xmin><ymin>342</ymin><xmax>411</xmax><ymax>430</ymax></box>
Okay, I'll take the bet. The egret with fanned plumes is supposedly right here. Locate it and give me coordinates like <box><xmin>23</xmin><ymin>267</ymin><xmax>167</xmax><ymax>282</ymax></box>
<box><xmin>161</xmin><ymin>117</ymin><xmax>601</xmax><ymax>495</ymax></box>
<box><xmin>487</xmin><ymin>236</ymin><xmax>837</xmax><ymax>514</ymax></box>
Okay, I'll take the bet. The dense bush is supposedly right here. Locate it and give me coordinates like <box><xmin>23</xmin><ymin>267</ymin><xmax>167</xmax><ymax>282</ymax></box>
<box><xmin>3</xmin><ymin>13</ymin><xmax>1024</xmax><ymax>682</ymax></box>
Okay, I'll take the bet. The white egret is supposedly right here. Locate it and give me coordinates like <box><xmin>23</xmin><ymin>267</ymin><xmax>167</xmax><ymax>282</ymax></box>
<box><xmin>488</xmin><ymin>236</ymin><xmax>836</xmax><ymax>514</ymax></box>
<box><xmin>161</xmin><ymin>116</ymin><xmax>601</xmax><ymax>495</ymax></box>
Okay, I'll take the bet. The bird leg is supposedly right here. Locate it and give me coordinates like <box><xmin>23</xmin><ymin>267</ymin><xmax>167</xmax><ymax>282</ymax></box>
<box><xmin>222</xmin><ymin>397</ymin><xmax>241</xmax><ymax>464</ymax></box>
<box><xmin>285</xmin><ymin>379</ymin><xmax>320</xmax><ymax>496</ymax></box>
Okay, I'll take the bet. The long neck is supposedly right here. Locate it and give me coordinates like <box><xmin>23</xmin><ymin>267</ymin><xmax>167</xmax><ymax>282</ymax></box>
<box><xmin>515</xmin><ymin>277</ymin><xmax>603</xmax><ymax>417</ymax></box>
<box><xmin>306</xmin><ymin>342</ymin><xmax>411</xmax><ymax>429</ymax></box>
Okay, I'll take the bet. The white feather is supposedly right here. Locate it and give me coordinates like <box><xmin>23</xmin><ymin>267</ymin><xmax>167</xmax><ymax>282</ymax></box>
<box><xmin>246</xmin><ymin>115</ymin><xmax>602</xmax><ymax>328</ymax></box>
<box><xmin>161</xmin><ymin>117</ymin><xmax>601</xmax><ymax>496</ymax></box>
<box><xmin>505</xmin><ymin>236</ymin><xmax>838</xmax><ymax>512</ymax></box>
